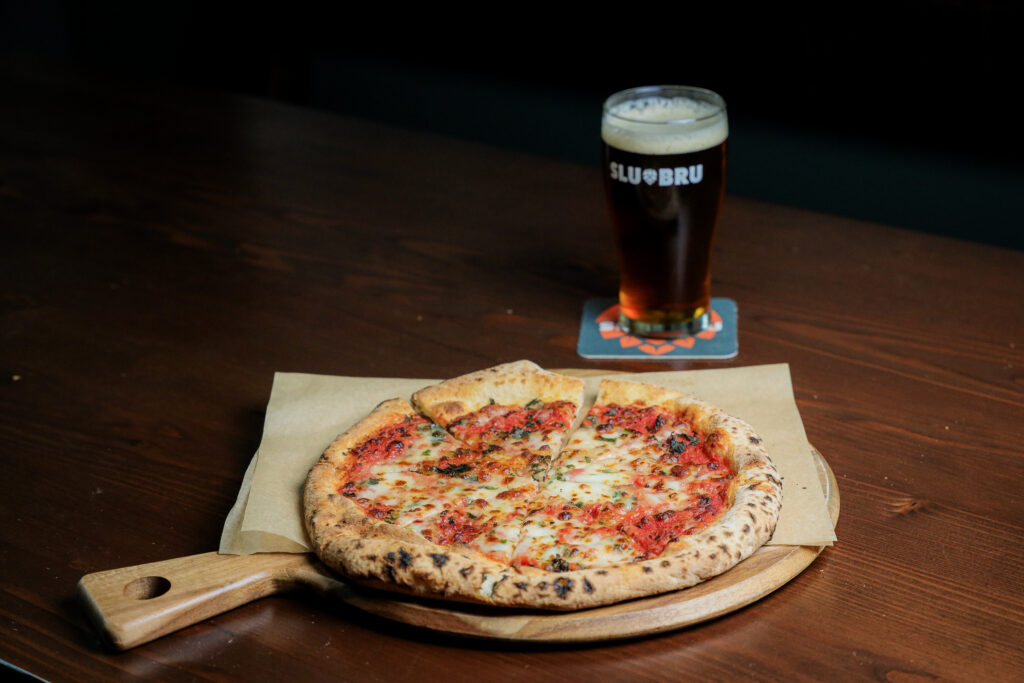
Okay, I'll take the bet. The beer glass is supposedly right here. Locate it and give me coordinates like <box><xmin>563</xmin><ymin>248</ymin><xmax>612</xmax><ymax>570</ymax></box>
<box><xmin>602</xmin><ymin>85</ymin><xmax>728</xmax><ymax>337</ymax></box>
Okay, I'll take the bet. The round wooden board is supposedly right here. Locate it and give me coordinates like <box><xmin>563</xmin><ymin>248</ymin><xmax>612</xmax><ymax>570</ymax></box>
<box><xmin>335</xmin><ymin>448</ymin><xmax>839</xmax><ymax>642</ymax></box>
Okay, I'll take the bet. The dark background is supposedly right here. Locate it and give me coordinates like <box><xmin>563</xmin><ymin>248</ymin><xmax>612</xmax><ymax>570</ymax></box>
<box><xmin>3</xmin><ymin>0</ymin><xmax>1021</xmax><ymax>248</ymax></box>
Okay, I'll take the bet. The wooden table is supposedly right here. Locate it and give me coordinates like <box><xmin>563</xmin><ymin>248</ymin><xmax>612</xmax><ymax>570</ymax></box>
<box><xmin>3</xmin><ymin>59</ymin><xmax>1022</xmax><ymax>681</ymax></box>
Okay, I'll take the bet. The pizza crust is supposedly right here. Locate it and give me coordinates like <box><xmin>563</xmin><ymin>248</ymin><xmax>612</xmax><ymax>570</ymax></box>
<box><xmin>303</xmin><ymin>369</ymin><xmax>783</xmax><ymax>611</ymax></box>
<box><xmin>594</xmin><ymin>377</ymin><xmax>682</xmax><ymax>411</ymax></box>
<box><xmin>411</xmin><ymin>359</ymin><xmax>585</xmax><ymax>430</ymax></box>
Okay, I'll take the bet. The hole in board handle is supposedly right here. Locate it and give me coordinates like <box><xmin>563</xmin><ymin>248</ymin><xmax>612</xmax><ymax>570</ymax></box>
<box><xmin>124</xmin><ymin>576</ymin><xmax>172</xmax><ymax>600</ymax></box>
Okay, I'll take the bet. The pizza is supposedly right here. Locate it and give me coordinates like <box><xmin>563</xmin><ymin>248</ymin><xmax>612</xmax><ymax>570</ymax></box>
<box><xmin>303</xmin><ymin>360</ymin><xmax>782</xmax><ymax>610</ymax></box>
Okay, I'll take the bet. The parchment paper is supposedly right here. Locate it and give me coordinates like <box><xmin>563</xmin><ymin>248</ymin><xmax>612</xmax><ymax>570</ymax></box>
<box><xmin>220</xmin><ymin>364</ymin><xmax>837</xmax><ymax>554</ymax></box>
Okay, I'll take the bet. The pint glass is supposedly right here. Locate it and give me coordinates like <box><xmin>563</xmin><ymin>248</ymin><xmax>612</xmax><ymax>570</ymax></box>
<box><xmin>602</xmin><ymin>85</ymin><xmax>728</xmax><ymax>337</ymax></box>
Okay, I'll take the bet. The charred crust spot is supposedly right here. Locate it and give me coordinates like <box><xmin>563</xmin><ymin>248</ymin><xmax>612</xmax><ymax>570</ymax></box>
<box><xmin>596</xmin><ymin>570</ymin><xmax>608</xmax><ymax>576</ymax></box>
<box><xmin>719</xmin><ymin>544</ymin><xmax>730</xmax><ymax>555</ymax></box>
<box><xmin>515</xmin><ymin>581</ymin><xmax>529</xmax><ymax>591</ymax></box>
<box><xmin>643</xmin><ymin>566</ymin><xmax>653</xmax><ymax>573</ymax></box>
<box><xmin>353</xmin><ymin>540</ymin><xmax>363</xmax><ymax>548</ymax></box>
<box><xmin>749</xmin><ymin>436</ymin><xmax>760</xmax><ymax>444</ymax></box>
<box><xmin>661</xmin><ymin>560</ymin><xmax>671</xmax><ymax>568</ymax></box>
<box><xmin>398</xmin><ymin>548</ymin><xmax>413</xmax><ymax>568</ymax></box>
<box><xmin>367</xmin><ymin>554</ymin><xmax>377</xmax><ymax>561</ymax></box>
<box><xmin>537</xmin><ymin>581</ymin><xmax>549</xmax><ymax>590</ymax></box>
<box><xmin>553</xmin><ymin>577</ymin><xmax>574</xmax><ymax>598</ymax></box>
<box><xmin>385</xmin><ymin>552</ymin><xmax>396</xmax><ymax>565</ymax></box>
<box><xmin>429</xmin><ymin>553</ymin><xmax>449</xmax><ymax>569</ymax></box>
<box><xmin>709</xmin><ymin>553</ymin><xmax>717</xmax><ymax>560</ymax></box>
<box><xmin>548</xmin><ymin>558</ymin><xmax>571</xmax><ymax>572</ymax></box>
<box><xmin>583</xmin><ymin>578</ymin><xmax>595</xmax><ymax>593</ymax></box>
<box><xmin>743</xmin><ymin>524</ymin><xmax>751</xmax><ymax>533</ymax></box>
<box><xmin>383</xmin><ymin>564</ymin><xmax>396</xmax><ymax>581</ymax></box>
<box><xmin>724</xmin><ymin>530</ymin><xmax>733</xmax><ymax>537</ymax></box>
<box><xmin>460</xmin><ymin>566</ymin><xmax>474</xmax><ymax>578</ymax></box>
<box><xmin>707</xmin><ymin>535</ymin><xmax>717</xmax><ymax>542</ymax></box>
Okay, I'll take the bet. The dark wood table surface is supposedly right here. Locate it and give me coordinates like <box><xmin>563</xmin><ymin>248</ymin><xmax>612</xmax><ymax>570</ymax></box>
<box><xmin>3</xmin><ymin>59</ymin><xmax>1023</xmax><ymax>681</ymax></box>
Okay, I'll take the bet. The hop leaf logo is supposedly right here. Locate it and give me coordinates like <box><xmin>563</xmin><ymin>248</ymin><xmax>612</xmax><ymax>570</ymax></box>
<box><xmin>642</xmin><ymin>169</ymin><xmax>658</xmax><ymax>185</ymax></box>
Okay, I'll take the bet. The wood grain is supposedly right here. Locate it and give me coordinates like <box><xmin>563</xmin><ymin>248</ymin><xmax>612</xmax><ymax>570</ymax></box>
<box><xmin>77</xmin><ymin>552</ymin><xmax>321</xmax><ymax>650</ymax></box>
<box><xmin>2</xmin><ymin>57</ymin><xmax>1023</xmax><ymax>681</ymax></box>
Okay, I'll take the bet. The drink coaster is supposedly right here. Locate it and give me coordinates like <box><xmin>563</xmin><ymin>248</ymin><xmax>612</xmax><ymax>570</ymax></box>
<box><xmin>577</xmin><ymin>298</ymin><xmax>738</xmax><ymax>360</ymax></box>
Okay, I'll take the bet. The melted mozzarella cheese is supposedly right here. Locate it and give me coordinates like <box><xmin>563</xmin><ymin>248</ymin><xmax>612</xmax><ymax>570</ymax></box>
<box><xmin>344</xmin><ymin>400</ymin><xmax>731</xmax><ymax>572</ymax></box>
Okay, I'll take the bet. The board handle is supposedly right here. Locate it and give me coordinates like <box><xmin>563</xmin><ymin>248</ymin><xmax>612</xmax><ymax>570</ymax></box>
<box><xmin>77</xmin><ymin>551</ymin><xmax>322</xmax><ymax>650</ymax></box>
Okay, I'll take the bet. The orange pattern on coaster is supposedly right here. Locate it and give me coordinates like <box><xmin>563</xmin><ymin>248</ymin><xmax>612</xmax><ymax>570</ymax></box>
<box><xmin>596</xmin><ymin>305</ymin><xmax>721</xmax><ymax>356</ymax></box>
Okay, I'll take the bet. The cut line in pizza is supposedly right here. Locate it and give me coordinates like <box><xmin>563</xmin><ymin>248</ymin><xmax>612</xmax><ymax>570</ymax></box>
<box><xmin>596</xmin><ymin>304</ymin><xmax>723</xmax><ymax>356</ymax></box>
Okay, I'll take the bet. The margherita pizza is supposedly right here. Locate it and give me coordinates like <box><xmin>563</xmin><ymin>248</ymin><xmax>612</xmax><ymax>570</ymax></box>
<box><xmin>303</xmin><ymin>361</ymin><xmax>782</xmax><ymax>610</ymax></box>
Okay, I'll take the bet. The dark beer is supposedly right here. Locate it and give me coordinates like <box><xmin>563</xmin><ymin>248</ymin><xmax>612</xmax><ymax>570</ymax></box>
<box><xmin>601</xmin><ymin>87</ymin><xmax>728</xmax><ymax>337</ymax></box>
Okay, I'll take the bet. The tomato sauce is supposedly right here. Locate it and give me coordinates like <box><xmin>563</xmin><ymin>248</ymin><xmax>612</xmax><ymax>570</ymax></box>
<box><xmin>625</xmin><ymin>480</ymin><xmax>731</xmax><ymax>556</ymax></box>
<box><xmin>425</xmin><ymin>506</ymin><xmax>492</xmax><ymax>546</ymax></box>
<box><xmin>474</xmin><ymin>452</ymin><xmax>533</xmax><ymax>482</ymax></box>
<box><xmin>344</xmin><ymin>417</ymin><xmax>427</xmax><ymax>480</ymax></box>
<box><xmin>362</xmin><ymin>502</ymin><xmax>395</xmax><ymax>522</ymax></box>
<box><xmin>451</xmin><ymin>401</ymin><xmax>576</xmax><ymax>442</ymax></box>
<box><xmin>423</xmin><ymin>447</ymin><xmax>478</xmax><ymax>476</ymax></box>
<box><xmin>569</xmin><ymin>495</ymin><xmax>719</xmax><ymax>559</ymax></box>
<box><xmin>587</xmin><ymin>403</ymin><xmax>677</xmax><ymax>434</ymax></box>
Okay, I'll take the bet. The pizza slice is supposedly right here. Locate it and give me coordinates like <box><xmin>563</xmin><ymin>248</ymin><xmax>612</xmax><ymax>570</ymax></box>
<box><xmin>551</xmin><ymin>378</ymin><xmax>733</xmax><ymax>512</ymax></box>
<box><xmin>411</xmin><ymin>360</ymin><xmax>585</xmax><ymax>480</ymax></box>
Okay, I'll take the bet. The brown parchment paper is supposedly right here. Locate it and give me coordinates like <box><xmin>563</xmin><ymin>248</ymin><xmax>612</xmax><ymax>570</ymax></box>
<box><xmin>219</xmin><ymin>364</ymin><xmax>837</xmax><ymax>555</ymax></box>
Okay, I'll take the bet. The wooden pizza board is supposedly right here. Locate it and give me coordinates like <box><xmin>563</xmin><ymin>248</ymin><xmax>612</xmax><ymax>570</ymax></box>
<box><xmin>79</xmin><ymin>368</ymin><xmax>839</xmax><ymax>649</ymax></box>
<box><xmin>78</xmin><ymin>450</ymin><xmax>837</xmax><ymax>649</ymax></box>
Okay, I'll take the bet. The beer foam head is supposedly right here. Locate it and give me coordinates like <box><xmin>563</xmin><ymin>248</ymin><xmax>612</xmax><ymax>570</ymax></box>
<box><xmin>602</xmin><ymin>91</ymin><xmax>728</xmax><ymax>155</ymax></box>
